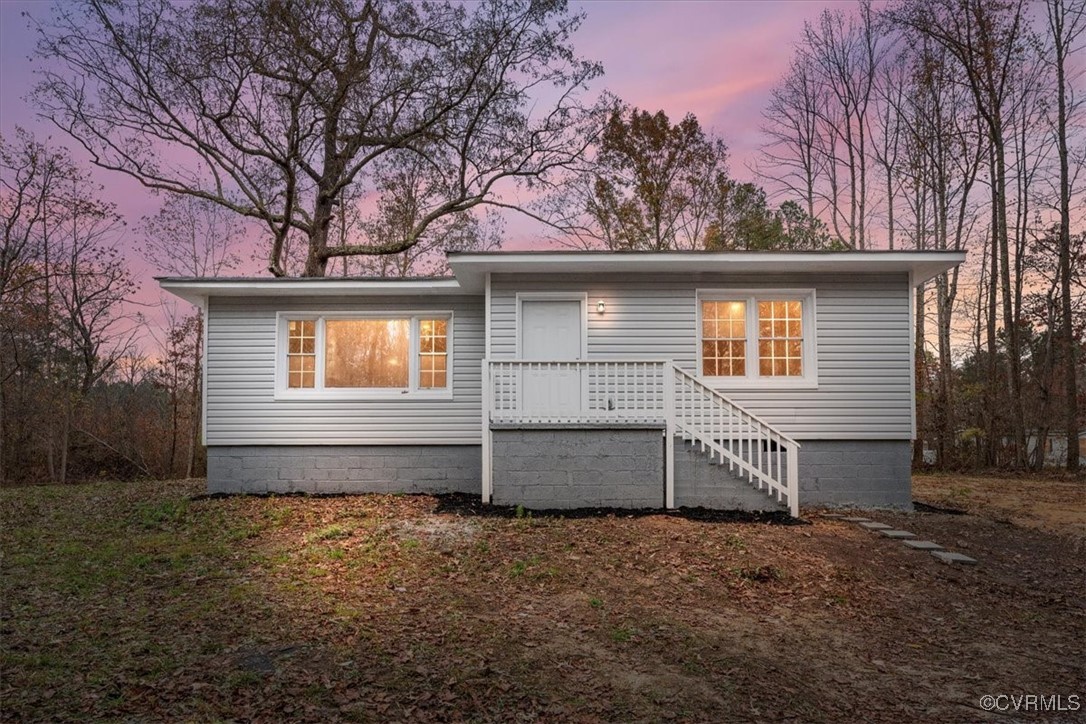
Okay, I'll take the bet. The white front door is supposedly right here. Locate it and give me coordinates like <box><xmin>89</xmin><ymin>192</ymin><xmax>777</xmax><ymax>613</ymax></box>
<box><xmin>520</xmin><ymin>299</ymin><xmax>583</xmax><ymax>417</ymax></box>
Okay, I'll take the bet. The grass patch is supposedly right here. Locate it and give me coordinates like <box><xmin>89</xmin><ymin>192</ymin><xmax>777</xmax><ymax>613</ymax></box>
<box><xmin>723</xmin><ymin>533</ymin><xmax>747</xmax><ymax>551</ymax></box>
<box><xmin>730</xmin><ymin>564</ymin><xmax>784</xmax><ymax>583</ymax></box>
<box><xmin>308</xmin><ymin>523</ymin><xmax>352</xmax><ymax>541</ymax></box>
<box><xmin>136</xmin><ymin>498</ymin><xmax>189</xmax><ymax>528</ymax></box>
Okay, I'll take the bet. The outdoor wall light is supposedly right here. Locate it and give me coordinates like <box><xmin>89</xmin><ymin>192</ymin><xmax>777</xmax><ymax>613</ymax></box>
<box><xmin>597</xmin><ymin>300</ymin><xmax>606</xmax><ymax>314</ymax></box>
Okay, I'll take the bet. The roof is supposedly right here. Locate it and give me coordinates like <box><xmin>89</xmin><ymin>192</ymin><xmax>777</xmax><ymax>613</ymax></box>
<box><xmin>158</xmin><ymin>250</ymin><xmax>966</xmax><ymax>302</ymax></box>
<box><xmin>157</xmin><ymin>276</ymin><xmax>463</xmax><ymax>305</ymax></box>
<box><xmin>446</xmin><ymin>250</ymin><xmax>966</xmax><ymax>293</ymax></box>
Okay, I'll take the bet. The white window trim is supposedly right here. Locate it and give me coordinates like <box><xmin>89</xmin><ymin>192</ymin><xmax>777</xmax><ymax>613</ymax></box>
<box><xmin>696</xmin><ymin>288</ymin><xmax>818</xmax><ymax>390</ymax></box>
<box><xmin>514</xmin><ymin>292</ymin><xmax>589</xmax><ymax>360</ymax></box>
<box><xmin>274</xmin><ymin>311</ymin><xmax>454</xmax><ymax>400</ymax></box>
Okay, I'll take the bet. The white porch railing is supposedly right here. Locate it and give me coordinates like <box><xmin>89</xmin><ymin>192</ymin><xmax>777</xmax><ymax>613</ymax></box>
<box><xmin>481</xmin><ymin>359</ymin><xmax>800</xmax><ymax>516</ymax></box>
<box><xmin>487</xmin><ymin>359</ymin><xmax>667</xmax><ymax>424</ymax></box>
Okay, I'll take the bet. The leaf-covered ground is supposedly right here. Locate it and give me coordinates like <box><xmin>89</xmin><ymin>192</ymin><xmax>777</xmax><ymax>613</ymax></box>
<box><xmin>913</xmin><ymin>471</ymin><xmax>1086</xmax><ymax>539</ymax></box>
<box><xmin>1</xmin><ymin>477</ymin><xmax>1083</xmax><ymax>722</ymax></box>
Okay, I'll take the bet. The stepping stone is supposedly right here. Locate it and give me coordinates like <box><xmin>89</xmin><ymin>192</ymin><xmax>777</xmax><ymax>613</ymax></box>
<box><xmin>877</xmin><ymin>529</ymin><xmax>917</xmax><ymax>539</ymax></box>
<box><xmin>902</xmin><ymin>540</ymin><xmax>944</xmax><ymax>551</ymax></box>
<box><xmin>842</xmin><ymin>517</ymin><xmax>871</xmax><ymax>522</ymax></box>
<box><xmin>858</xmin><ymin>521</ymin><xmax>892</xmax><ymax>530</ymax></box>
<box><xmin>931</xmin><ymin>551</ymin><xmax>978</xmax><ymax>565</ymax></box>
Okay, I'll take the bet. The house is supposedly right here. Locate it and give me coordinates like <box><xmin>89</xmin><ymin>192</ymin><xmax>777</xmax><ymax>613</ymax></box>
<box><xmin>1025</xmin><ymin>430</ymin><xmax>1086</xmax><ymax>468</ymax></box>
<box><xmin>160</xmin><ymin>250</ymin><xmax>966</xmax><ymax>515</ymax></box>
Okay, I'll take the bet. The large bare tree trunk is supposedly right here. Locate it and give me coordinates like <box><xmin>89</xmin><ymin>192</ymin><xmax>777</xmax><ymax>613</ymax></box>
<box><xmin>992</xmin><ymin>130</ymin><xmax>1027</xmax><ymax>468</ymax></box>
<box><xmin>985</xmin><ymin>156</ymin><xmax>1000</xmax><ymax>467</ymax></box>
<box><xmin>185</xmin><ymin>315</ymin><xmax>203</xmax><ymax>479</ymax></box>
<box><xmin>935</xmin><ymin>272</ymin><xmax>954</xmax><ymax>466</ymax></box>
<box><xmin>1049</xmin><ymin>0</ymin><xmax>1082</xmax><ymax>471</ymax></box>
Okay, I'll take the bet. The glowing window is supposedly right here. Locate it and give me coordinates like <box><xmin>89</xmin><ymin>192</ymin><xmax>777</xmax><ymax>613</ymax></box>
<box><xmin>701</xmin><ymin>301</ymin><xmax>746</xmax><ymax>376</ymax></box>
<box><xmin>325</xmin><ymin>319</ymin><xmax>410</xmax><ymax>388</ymax></box>
<box><xmin>698</xmin><ymin>292</ymin><xmax>814</xmax><ymax>385</ymax></box>
<box><xmin>287</xmin><ymin>320</ymin><xmax>316</xmax><ymax>388</ymax></box>
<box><xmin>757</xmin><ymin>301</ymin><xmax>803</xmax><ymax>377</ymax></box>
<box><xmin>282</xmin><ymin>315</ymin><xmax>450</xmax><ymax>394</ymax></box>
<box><xmin>418</xmin><ymin>319</ymin><xmax>448</xmax><ymax>389</ymax></box>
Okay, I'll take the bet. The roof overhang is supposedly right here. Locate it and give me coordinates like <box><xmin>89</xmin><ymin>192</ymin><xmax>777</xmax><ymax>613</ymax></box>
<box><xmin>446</xmin><ymin>251</ymin><xmax>967</xmax><ymax>293</ymax></box>
<box><xmin>158</xmin><ymin>251</ymin><xmax>967</xmax><ymax>304</ymax></box>
<box><xmin>157</xmin><ymin>277</ymin><xmax>465</xmax><ymax>306</ymax></box>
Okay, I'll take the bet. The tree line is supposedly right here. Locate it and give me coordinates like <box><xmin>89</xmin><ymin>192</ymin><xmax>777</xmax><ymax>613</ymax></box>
<box><xmin>758</xmin><ymin>0</ymin><xmax>1083</xmax><ymax>470</ymax></box>
<box><xmin>1</xmin><ymin>0</ymin><xmax>1082</xmax><ymax>483</ymax></box>
<box><xmin>1</xmin><ymin>133</ymin><xmax>245</xmax><ymax>483</ymax></box>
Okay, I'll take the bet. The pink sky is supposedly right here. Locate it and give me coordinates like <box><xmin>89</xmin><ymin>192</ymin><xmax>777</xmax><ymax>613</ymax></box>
<box><xmin>0</xmin><ymin>0</ymin><xmax>860</xmax><ymax>338</ymax></box>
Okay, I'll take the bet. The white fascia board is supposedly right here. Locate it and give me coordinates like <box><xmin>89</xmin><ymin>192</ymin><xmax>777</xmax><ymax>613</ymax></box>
<box><xmin>447</xmin><ymin>251</ymin><xmax>967</xmax><ymax>291</ymax></box>
<box><xmin>157</xmin><ymin>277</ymin><xmax>466</xmax><ymax>305</ymax></box>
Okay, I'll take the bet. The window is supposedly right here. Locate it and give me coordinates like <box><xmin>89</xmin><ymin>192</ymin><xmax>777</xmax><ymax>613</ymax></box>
<box><xmin>418</xmin><ymin>319</ymin><xmax>448</xmax><ymax>389</ymax></box>
<box><xmin>279</xmin><ymin>313</ymin><xmax>452</xmax><ymax>396</ymax></box>
<box><xmin>698</xmin><ymin>291</ymin><xmax>815</xmax><ymax>387</ymax></box>
<box><xmin>757</xmin><ymin>301</ymin><xmax>803</xmax><ymax>377</ymax></box>
<box><xmin>287</xmin><ymin>320</ymin><xmax>316</xmax><ymax>389</ymax></box>
<box><xmin>701</xmin><ymin>301</ymin><xmax>747</xmax><ymax>377</ymax></box>
<box><xmin>325</xmin><ymin>319</ymin><xmax>409</xmax><ymax>388</ymax></box>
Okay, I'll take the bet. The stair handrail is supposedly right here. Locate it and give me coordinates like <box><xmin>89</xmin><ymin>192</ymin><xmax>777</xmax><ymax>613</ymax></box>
<box><xmin>671</xmin><ymin>365</ymin><xmax>801</xmax><ymax>447</ymax></box>
<box><xmin>670</xmin><ymin>363</ymin><xmax>801</xmax><ymax>517</ymax></box>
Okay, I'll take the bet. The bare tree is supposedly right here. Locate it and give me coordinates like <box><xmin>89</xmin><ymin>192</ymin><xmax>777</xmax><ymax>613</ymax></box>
<box><xmin>1044</xmin><ymin>0</ymin><xmax>1086</xmax><ymax>470</ymax></box>
<box><xmin>341</xmin><ymin>153</ymin><xmax>503</xmax><ymax>277</ymax></box>
<box><xmin>45</xmin><ymin>175</ymin><xmax>138</xmax><ymax>482</ymax></box>
<box><xmin>761</xmin><ymin>2</ymin><xmax>886</xmax><ymax>249</ymax></box>
<box><xmin>893</xmin><ymin>0</ymin><xmax>1031</xmax><ymax>466</ymax></box>
<box><xmin>871</xmin><ymin>45</ymin><xmax>906</xmax><ymax>250</ymax></box>
<box><xmin>904</xmin><ymin>40</ymin><xmax>986</xmax><ymax>466</ymax></box>
<box><xmin>140</xmin><ymin>194</ymin><xmax>243</xmax><ymax>478</ymax></box>
<box><xmin>799</xmin><ymin>2</ymin><xmax>885</xmax><ymax>248</ymax></box>
<box><xmin>33</xmin><ymin>0</ymin><xmax>601</xmax><ymax>277</ymax></box>
<box><xmin>0</xmin><ymin>131</ymin><xmax>77</xmax><ymax>483</ymax></box>
<box><xmin>141</xmin><ymin>195</ymin><xmax>244</xmax><ymax>279</ymax></box>
<box><xmin>761</xmin><ymin>55</ymin><xmax>827</xmax><ymax>222</ymax></box>
<box><xmin>1</xmin><ymin>130</ymin><xmax>67</xmax><ymax>303</ymax></box>
<box><xmin>0</xmin><ymin>134</ymin><xmax>136</xmax><ymax>483</ymax></box>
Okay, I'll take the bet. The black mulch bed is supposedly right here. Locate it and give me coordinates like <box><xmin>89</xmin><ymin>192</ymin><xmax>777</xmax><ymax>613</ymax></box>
<box><xmin>430</xmin><ymin>492</ymin><xmax>807</xmax><ymax>525</ymax></box>
<box><xmin>191</xmin><ymin>490</ymin><xmax>806</xmax><ymax>525</ymax></box>
<box><xmin>912</xmin><ymin>500</ymin><xmax>968</xmax><ymax>515</ymax></box>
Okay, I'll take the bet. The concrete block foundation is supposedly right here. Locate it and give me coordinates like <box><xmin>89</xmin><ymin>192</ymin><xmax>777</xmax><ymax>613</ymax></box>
<box><xmin>206</xmin><ymin>445</ymin><xmax>481</xmax><ymax>495</ymax></box>
<box><xmin>796</xmin><ymin>440</ymin><xmax>912</xmax><ymax>509</ymax></box>
<box><xmin>673</xmin><ymin>440</ymin><xmax>785</xmax><ymax>511</ymax></box>
<box><xmin>206</xmin><ymin>437</ymin><xmax>914</xmax><ymax>511</ymax></box>
<box><xmin>491</xmin><ymin>428</ymin><xmax>663</xmax><ymax>509</ymax></box>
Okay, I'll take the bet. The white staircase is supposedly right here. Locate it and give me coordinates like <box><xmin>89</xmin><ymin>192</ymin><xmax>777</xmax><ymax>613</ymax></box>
<box><xmin>483</xmin><ymin>359</ymin><xmax>801</xmax><ymax>515</ymax></box>
<box><xmin>666</xmin><ymin>364</ymin><xmax>800</xmax><ymax>516</ymax></box>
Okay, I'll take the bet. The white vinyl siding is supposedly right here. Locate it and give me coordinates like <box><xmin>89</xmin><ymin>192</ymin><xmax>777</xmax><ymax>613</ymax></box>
<box><xmin>205</xmin><ymin>295</ymin><xmax>483</xmax><ymax>445</ymax></box>
<box><xmin>203</xmin><ymin>273</ymin><xmax>913</xmax><ymax>445</ymax></box>
<box><xmin>489</xmin><ymin>272</ymin><xmax>912</xmax><ymax>440</ymax></box>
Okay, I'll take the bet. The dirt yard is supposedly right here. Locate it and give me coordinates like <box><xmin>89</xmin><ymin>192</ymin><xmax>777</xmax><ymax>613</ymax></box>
<box><xmin>1</xmin><ymin>475</ymin><xmax>1083</xmax><ymax>722</ymax></box>
<box><xmin>913</xmin><ymin>472</ymin><xmax>1086</xmax><ymax>539</ymax></box>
